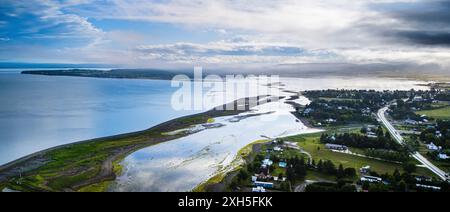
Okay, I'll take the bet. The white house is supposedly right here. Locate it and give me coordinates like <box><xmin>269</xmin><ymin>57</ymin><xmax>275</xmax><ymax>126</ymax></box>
<box><xmin>416</xmin><ymin>184</ymin><xmax>441</xmax><ymax>191</ymax></box>
<box><xmin>367</xmin><ymin>132</ymin><xmax>378</xmax><ymax>138</ymax></box>
<box><xmin>404</xmin><ymin>119</ymin><xmax>418</xmax><ymax>125</ymax></box>
<box><xmin>262</xmin><ymin>159</ymin><xmax>273</xmax><ymax>166</ymax></box>
<box><xmin>273</xmin><ymin>146</ymin><xmax>282</xmax><ymax>152</ymax></box>
<box><xmin>360</xmin><ymin>166</ymin><xmax>371</xmax><ymax>174</ymax></box>
<box><xmin>361</xmin><ymin>176</ymin><xmax>382</xmax><ymax>183</ymax></box>
<box><xmin>438</xmin><ymin>154</ymin><xmax>450</xmax><ymax>160</ymax></box>
<box><xmin>427</xmin><ymin>143</ymin><xmax>439</xmax><ymax>151</ymax></box>
<box><xmin>325</xmin><ymin>143</ymin><xmax>348</xmax><ymax>151</ymax></box>
<box><xmin>252</xmin><ymin>187</ymin><xmax>266</xmax><ymax>192</ymax></box>
<box><xmin>326</xmin><ymin>118</ymin><xmax>337</xmax><ymax>123</ymax></box>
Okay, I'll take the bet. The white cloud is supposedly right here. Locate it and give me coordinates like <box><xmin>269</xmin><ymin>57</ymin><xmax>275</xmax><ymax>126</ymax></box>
<box><xmin>67</xmin><ymin>0</ymin><xmax>449</xmax><ymax>68</ymax></box>
<box><xmin>3</xmin><ymin>0</ymin><xmax>450</xmax><ymax>69</ymax></box>
<box><xmin>134</xmin><ymin>38</ymin><xmax>338</xmax><ymax>65</ymax></box>
<box><xmin>3</xmin><ymin>0</ymin><xmax>104</xmax><ymax>43</ymax></box>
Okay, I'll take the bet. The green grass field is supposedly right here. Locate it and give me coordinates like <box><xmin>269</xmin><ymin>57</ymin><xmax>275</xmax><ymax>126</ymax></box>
<box><xmin>284</xmin><ymin>133</ymin><xmax>433</xmax><ymax>177</ymax></box>
<box><xmin>416</xmin><ymin>106</ymin><xmax>450</xmax><ymax>120</ymax></box>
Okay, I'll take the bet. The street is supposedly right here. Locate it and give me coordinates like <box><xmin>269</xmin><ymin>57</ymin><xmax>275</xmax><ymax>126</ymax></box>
<box><xmin>378</xmin><ymin>107</ymin><xmax>448</xmax><ymax>181</ymax></box>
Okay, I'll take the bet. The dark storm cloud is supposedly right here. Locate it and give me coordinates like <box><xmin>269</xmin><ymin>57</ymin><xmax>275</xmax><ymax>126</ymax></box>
<box><xmin>395</xmin><ymin>31</ymin><xmax>450</xmax><ymax>46</ymax></box>
<box><xmin>371</xmin><ymin>0</ymin><xmax>450</xmax><ymax>46</ymax></box>
<box><xmin>390</xmin><ymin>1</ymin><xmax>450</xmax><ymax>26</ymax></box>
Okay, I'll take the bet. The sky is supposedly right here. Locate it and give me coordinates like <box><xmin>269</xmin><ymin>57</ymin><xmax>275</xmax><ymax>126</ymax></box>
<box><xmin>0</xmin><ymin>0</ymin><xmax>450</xmax><ymax>71</ymax></box>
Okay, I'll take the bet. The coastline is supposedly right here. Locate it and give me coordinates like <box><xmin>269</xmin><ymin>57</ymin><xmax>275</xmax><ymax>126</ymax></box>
<box><xmin>0</xmin><ymin>96</ymin><xmax>273</xmax><ymax>192</ymax></box>
<box><xmin>194</xmin><ymin>140</ymin><xmax>270</xmax><ymax>192</ymax></box>
<box><xmin>21</xmin><ymin>69</ymin><xmax>450</xmax><ymax>83</ymax></box>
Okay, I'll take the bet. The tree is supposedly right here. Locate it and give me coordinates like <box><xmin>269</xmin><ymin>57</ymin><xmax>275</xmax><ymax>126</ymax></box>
<box><xmin>280</xmin><ymin>182</ymin><xmax>290</xmax><ymax>191</ymax></box>
<box><xmin>393</xmin><ymin>169</ymin><xmax>401</xmax><ymax>182</ymax></box>
<box><xmin>402</xmin><ymin>162</ymin><xmax>417</xmax><ymax>174</ymax></box>
<box><xmin>229</xmin><ymin>180</ymin><xmax>238</xmax><ymax>190</ymax></box>
<box><xmin>286</xmin><ymin>167</ymin><xmax>296</xmax><ymax>183</ymax></box>
<box><xmin>361</xmin><ymin>127</ymin><xmax>368</xmax><ymax>134</ymax></box>
<box><xmin>440</xmin><ymin>181</ymin><xmax>450</xmax><ymax>192</ymax></box>
<box><xmin>337</xmin><ymin>164</ymin><xmax>345</xmax><ymax>178</ymax></box>
<box><xmin>397</xmin><ymin>180</ymin><xmax>407</xmax><ymax>192</ymax></box>
<box><xmin>237</xmin><ymin>169</ymin><xmax>249</xmax><ymax>181</ymax></box>
<box><xmin>317</xmin><ymin>160</ymin><xmax>323</xmax><ymax>172</ymax></box>
<box><xmin>369</xmin><ymin>183</ymin><xmax>390</xmax><ymax>192</ymax></box>
<box><xmin>377</xmin><ymin>126</ymin><xmax>384</xmax><ymax>137</ymax></box>
<box><xmin>344</xmin><ymin>168</ymin><xmax>357</xmax><ymax>177</ymax></box>
<box><xmin>324</xmin><ymin>160</ymin><xmax>337</xmax><ymax>175</ymax></box>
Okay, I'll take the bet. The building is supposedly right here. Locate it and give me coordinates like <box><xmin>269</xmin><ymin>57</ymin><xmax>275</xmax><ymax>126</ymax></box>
<box><xmin>255</xmin><ymin>173</ymin><xmax>271</xmax><ymax>181</ymax></box>
<box><xmin>360</xmin><ymin>166</ymin><xmax>371</xmax><ymax>175</ymax></box>
<box><xmin>416</xmin><ymin>184</ymin><xmax>441</xmax><ymax>191</ymax></box>
<box><xmin>254</xmin><ymin>181</ymin><xmax>274</xmax><ymax>189</ymax></box>
<box><xmin>427</xmin><ymin>143</ymin><xmax>440</xmax><ymax>151</ymax></box>
<box><xmin>413</xmin><ymin>96</ymin><xmax>424</xmax><ymax>102</ymax></box>
<box><xmin>252</xmin><ymin>186</ymin><xmax>266</xmax><ymax>192</ymax></box>
<box><xmin>273</xmin><ymin>146</ymin><xmax>282</xmax><ymax>152</ymax></box>
<box><xmin>438</xmin><ymin>154</ymin><xmax>450</xmax><ymax>160</ymax></box>
<box><xmin>367</xmin><ymin>132</ymin><xmax>378</xmax><ymax>138</ymax></box>
<box><xmin>303</xmin><ymin>108</ymin><xmax>314</xmax><ymax>115</ymax></box>
<box><xmin>325</xmin><ymin>143</ymin><xmax>348</xmax><ymax>151</ymax></box>
<box><xmin>262</xmin><ymin>159</ymin><xmax>273</xmax><ymax>166</ymax></box>
<box><xmin>415</xmin><ymin>176</ymin><xmax>432</xmax><ymax>183</ymax></box>
<box><xmin>361</xmin><ymin>176</ymin><xmax>382</xmax><ymax>183</ymax></box>
<box><xmin>325</xmin><ymin>118</ymin><xmax>337</xmax><ymax>123</ymax></box>
<box><xmin>404</xmin><ymin>119</ymin><xmax>418</xmax><ymax>125</ymax></box>
<box><xmin>279</xmin><ymin>162</ymin><xmax>287</xmax><ymax>168</ymax></box>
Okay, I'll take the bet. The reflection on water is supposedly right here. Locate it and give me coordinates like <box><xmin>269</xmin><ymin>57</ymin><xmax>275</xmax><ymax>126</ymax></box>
<box><xmin>112</xmin><ymin>77</ymin><xmax>429</xmax><ymax>192</ymax></box>
<box><xmin>0</xmin><ymin>72</ymin><xmax>198</xmax><ymax>165</ymax></box>
<box><xmin>112</xmin><ymin>98</ymin><xmax>320</xmax><ymax>192</ymax></box>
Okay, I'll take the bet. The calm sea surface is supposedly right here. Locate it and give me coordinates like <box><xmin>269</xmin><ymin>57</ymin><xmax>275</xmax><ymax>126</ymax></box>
<box><xmin>0</xmin><ymin>69</ymin><xmax>198</xmax><ymax>165</ymax></box>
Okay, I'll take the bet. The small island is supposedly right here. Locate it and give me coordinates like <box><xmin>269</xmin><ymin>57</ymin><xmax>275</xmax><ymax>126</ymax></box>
<box><xmin>21</xmin><ymin>69</ymin><xmax>194</xmax><ymax>80</ymax></box>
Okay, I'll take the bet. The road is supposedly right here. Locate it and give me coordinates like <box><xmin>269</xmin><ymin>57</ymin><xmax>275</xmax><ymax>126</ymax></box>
<box><xmin>378</xmin><ymin>107</ymin><xmax>448</xmax><ymax>181</ymax></box>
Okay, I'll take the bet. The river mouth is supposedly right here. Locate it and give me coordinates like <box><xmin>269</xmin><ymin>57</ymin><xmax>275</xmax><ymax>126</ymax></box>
<box><xmin>110</xmin><ymin>77</ymin><xmax>430</xmax><ymax>192</ymax></box>
<box><xmin>111</xmin><ymin>97</ymin><xmax>320</xmax><ymax>192</ymax></box>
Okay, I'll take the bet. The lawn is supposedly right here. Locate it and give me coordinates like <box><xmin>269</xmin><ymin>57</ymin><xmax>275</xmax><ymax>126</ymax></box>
<box><xmin>416</xmin><ymin>106</ymin><xmax>450</xmax><ymax>120</ymax></box>
<box><xmin>305</xmin><ymin>170</ymin><xmax>339</xmax><ymax>182</ymax></box>
<box><xmin>284</xmin><ymin>133</ymin><xmax>433</xmax><ymax>177</ymax></box>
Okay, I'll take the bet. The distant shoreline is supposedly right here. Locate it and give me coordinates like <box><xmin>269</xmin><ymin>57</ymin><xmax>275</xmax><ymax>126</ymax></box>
<box><xmin>21</xmin><ymin>69</ymin><xmax>191</xmax><ymax>81</ymax></box>
<box><xmin>21</xmin><ymin>68</ymin><xmax>450</xmax><ymax>83</ymax></box>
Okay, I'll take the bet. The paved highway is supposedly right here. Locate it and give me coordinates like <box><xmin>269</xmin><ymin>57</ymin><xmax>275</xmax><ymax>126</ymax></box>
<box><xmin>378</xmin><ymin>107</ymin><xmax>448</xmax><ymax>181</ymax></box>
